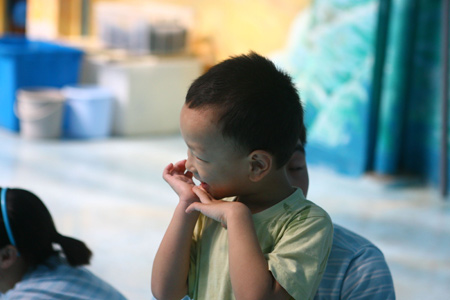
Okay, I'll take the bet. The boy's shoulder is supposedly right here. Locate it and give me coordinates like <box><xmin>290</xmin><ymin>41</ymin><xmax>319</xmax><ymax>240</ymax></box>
<box><xmin>253</xmin><ymin>188</ymin><xmax>331</xmax><ymax>223</ymax></box>
<box><xmin>280</xmin><ymin>188</ymin><xmax>329</xmax><ymax>216</ymax></box>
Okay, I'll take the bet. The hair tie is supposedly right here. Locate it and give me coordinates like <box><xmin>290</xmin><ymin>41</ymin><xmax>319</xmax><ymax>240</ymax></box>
<box><xmin>1</xmin><ymin>188</ymin><xmax>19</xmax><ymax>251</ymax></box>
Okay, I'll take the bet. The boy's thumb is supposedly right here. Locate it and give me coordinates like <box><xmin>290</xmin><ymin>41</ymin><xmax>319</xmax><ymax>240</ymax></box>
<box><xmin>185</xmin><ymin>202</ymin><xmax>200</xmax><ymax>214</ymax></box>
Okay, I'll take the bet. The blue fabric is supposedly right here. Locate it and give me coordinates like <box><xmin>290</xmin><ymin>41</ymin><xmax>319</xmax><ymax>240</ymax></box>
<box><xmin>2</xmin><ymin>255</ymin><xmax>127</xmax><ymax>300</ymax></box>
<box><xmin>315</xmin><ymin>224</ymin><xmax>395</xmax><ymax>299</ymax></box>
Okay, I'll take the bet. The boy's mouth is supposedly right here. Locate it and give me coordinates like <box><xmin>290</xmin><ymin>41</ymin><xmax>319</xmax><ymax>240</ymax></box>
<box><xmin>192</xmin><ymin>176</ymin><xmax>210</xmax><ymax>191</ymax></box>
<box><xmin>200</xmin><ymin>181</ymin><xmax>209</xmax><ymax>190</ymax></box>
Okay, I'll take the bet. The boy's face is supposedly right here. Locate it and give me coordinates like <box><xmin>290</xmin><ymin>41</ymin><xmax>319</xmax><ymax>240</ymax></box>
<box><xmin>286</xmin><ymin>143</ymin><xmax>309</xmax><ymax>197</ymax></box>
<box><xmin>180</xmin><ymin>104</ymin><xmax>250</xmax><ymax>199</ymax></box>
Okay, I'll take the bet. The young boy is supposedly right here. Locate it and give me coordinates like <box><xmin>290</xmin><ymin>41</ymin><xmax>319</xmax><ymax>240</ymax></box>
<box><xmin>151</xmin><ymin>52</ymin><xmax>333</xmax><ymax>300</ymax></box>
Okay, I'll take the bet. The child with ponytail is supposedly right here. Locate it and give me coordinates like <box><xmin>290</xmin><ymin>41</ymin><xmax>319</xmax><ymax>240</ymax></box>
<box><xmin>0</xmin><ymin>187</ymin><xmax>127</xmax><ymax>299</ymax></box>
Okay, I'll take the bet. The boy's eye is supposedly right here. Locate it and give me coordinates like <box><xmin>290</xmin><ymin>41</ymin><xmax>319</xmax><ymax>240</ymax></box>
<box><xmin>195</xmin><ymin>156</ymin><xmax>207</xmax><ymax>163</ymax></box>
<box><xmin>288</xmin><ymin>166</ymin><xmax>304</xmax><ymax>171</ymax></box>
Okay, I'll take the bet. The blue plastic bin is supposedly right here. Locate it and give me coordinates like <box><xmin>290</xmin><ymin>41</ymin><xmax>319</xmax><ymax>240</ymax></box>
<box><xmin>62</xmin><ymin>85</ymin><xmax>113</xmax><ymax>139</ymax></box>
<box><xmin>0</xmin><ymin>36</ymin><xmax>84</xmax><ymax>131</ymax></box>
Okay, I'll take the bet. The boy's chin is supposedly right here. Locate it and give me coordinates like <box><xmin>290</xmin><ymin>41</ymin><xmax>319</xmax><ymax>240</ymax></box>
<box><xmin>199</xmin><ymin>183</ymin><xmax>235</xmax><ymax>200</ymax></box>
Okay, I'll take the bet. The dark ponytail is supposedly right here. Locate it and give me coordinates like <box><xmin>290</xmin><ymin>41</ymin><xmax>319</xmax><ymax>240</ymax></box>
<box><xmin>0</xmin><ymin>188</ymin><xmax>92</xmax><ymax>267</ymax></box>
<box><xmin>55</xmin><ymin>233</ymin><xmax>92</xmax><ymax>267</ymax></box>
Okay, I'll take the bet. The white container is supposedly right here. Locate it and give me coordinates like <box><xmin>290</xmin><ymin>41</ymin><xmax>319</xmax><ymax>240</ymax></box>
<box><xmin>16</xmin><ymin>88</ymin><xmax>65</xmax><ymax>139</ymax></box>
<box><xmin>94</xmin><ymin>55</ymin><xmax>202</xmax><ymax>135</ymax></box>
<box><xmin>94</xmin><ymin>2</ymin><xmax>195</xmax><ymax>55</ymax></box>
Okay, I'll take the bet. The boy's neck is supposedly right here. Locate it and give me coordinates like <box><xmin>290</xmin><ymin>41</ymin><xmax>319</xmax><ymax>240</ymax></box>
<box><xmin>237</xmin><ymin>169</ymin><xmax>296</xmax><ymax>214</ymax></box>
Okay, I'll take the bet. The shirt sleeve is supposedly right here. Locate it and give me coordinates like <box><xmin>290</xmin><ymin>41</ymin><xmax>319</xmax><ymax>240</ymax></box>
<box><xmin>267</xmin><ymin>213</ymin><xmax>334</xmax><ymax>300</ymax></box>
<box><xmin>340</xmin><ymin>246</ymin><xmax>395</xmax><ymax>300</ymax></box>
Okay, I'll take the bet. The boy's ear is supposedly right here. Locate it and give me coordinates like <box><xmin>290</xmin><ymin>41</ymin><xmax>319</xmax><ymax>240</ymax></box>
<box><xmin>248</xmin><ymin>150</ymin><xmax>272</xmax><ymax>182</ymax></box>
<box><xmin>0</xmin><ymin>245</ymin><xmax>19</xmax><ymax>269</ymax></box>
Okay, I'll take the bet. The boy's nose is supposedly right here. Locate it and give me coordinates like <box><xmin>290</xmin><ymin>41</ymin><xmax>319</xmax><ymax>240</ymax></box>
<box><xmin>185</xmin><ymin>157</ymin><xmax>196</xmax><ymax>174</ymax></box>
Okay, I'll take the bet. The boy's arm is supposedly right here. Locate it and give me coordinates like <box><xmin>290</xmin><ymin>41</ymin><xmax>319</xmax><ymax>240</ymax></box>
<box><xmin>151</xmin><ymin>161</ymin><xmax>200</xmax><ymax>300</ymax></box>
<box><xmin>187</xmin><ymin>187</ymin><xmax>291</xmax><ymax>300</ymax></box>
<box><xmin>227</xmin><ymin>203</ymin><xmax>291</xmax><ymax>300</ymax></box>
<box><xmin>151</xmin><ymin>202</ymin><xmax>199</xmax><ymax>300</ymax></box>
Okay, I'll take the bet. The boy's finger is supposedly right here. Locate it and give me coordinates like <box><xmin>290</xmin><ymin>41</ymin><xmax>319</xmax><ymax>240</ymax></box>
<box><xmin>174</xmin><ymin>159</ymin><xmax>187</xmax><ymax>170</ymax></box>
<box><xmin>186</xmin><ymin>202</ymin><xmax>202</xmax><ymax>214</ymax></box>
<box><xmin>162</xmin><ymin>163</ymin><xmax>174</xmax><ymax>177</ymax></box>
<box><xmin>192</xmin><ymin>186</ymin><xmax>212</xmax><ymax>203</ymax></box>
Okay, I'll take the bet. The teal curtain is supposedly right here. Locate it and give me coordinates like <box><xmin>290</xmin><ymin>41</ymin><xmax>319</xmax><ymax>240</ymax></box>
<box><xmin>372</xmin><ymin>0</ymin><xmax>416</xmax><ymax>174</ymax></box>
<box><xmin>374</xmin><ymin>0</ymin><xmax>445</xmax><ymax>185</ymax></box>
<box><xmin>402</xmin><ymin>0</ymin><xmax>447</xmax><ymax>185</ymax></box>
<box><xmin>273</xmin><ymin>0</ymin><xmax>449</xmax><ymax>187</ymax></box>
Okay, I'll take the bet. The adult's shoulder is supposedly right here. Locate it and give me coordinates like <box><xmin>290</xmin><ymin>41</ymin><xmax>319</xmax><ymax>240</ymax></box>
<box><xmin>316</xmin><ymin>224</ymin><xmax>396</xmax><ymax>300</ymax></box>
<box><xmin>331</xmin><ymin>223</ymin><xmax>382</xmax><ymax>254</ymax></box>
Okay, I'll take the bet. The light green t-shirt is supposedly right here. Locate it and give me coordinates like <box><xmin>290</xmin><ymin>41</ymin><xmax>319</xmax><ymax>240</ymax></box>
<box><xmin>188</xmin><ymin>188</ymin><xmax>333</xmax><ymax>300</ymax></box>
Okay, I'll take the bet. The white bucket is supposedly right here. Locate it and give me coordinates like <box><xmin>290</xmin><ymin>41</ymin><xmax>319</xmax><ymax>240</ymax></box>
<box><xmin>16</xmin><ymin>88</ymin><xmax>65</xmax><ymax>139</ymax></box>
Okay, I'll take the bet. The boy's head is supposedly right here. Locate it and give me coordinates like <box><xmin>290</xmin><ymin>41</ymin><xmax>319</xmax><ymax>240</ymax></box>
<box><xmin>185</xmin><ymin>52</ymin><xmax>305</xmax><ymax>168</ymax></box>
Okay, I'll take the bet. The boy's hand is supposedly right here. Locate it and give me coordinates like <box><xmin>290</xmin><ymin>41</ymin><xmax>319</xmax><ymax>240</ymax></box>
<box><xmin>186</xmin><ymin>186</ymin><xmax>248</xmax><ymax>228</ymax></box>
<box><xmin>163</xmin><ymin>160</ymin><xmax>199</xmax><ymax>204</ymax></box>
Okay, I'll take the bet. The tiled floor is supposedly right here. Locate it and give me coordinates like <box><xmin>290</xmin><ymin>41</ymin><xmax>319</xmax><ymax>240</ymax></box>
<box><xmin>1</xmin><ymin>129</ymin><xmax>449</xmax><ymax>299</ymax></box>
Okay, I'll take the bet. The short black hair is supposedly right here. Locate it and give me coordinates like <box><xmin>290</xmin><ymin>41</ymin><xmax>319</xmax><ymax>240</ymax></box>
<box><xmin>186</xmin><ymin>52</ymin><xmax>305</xmax><ymax>168</ymax></box>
